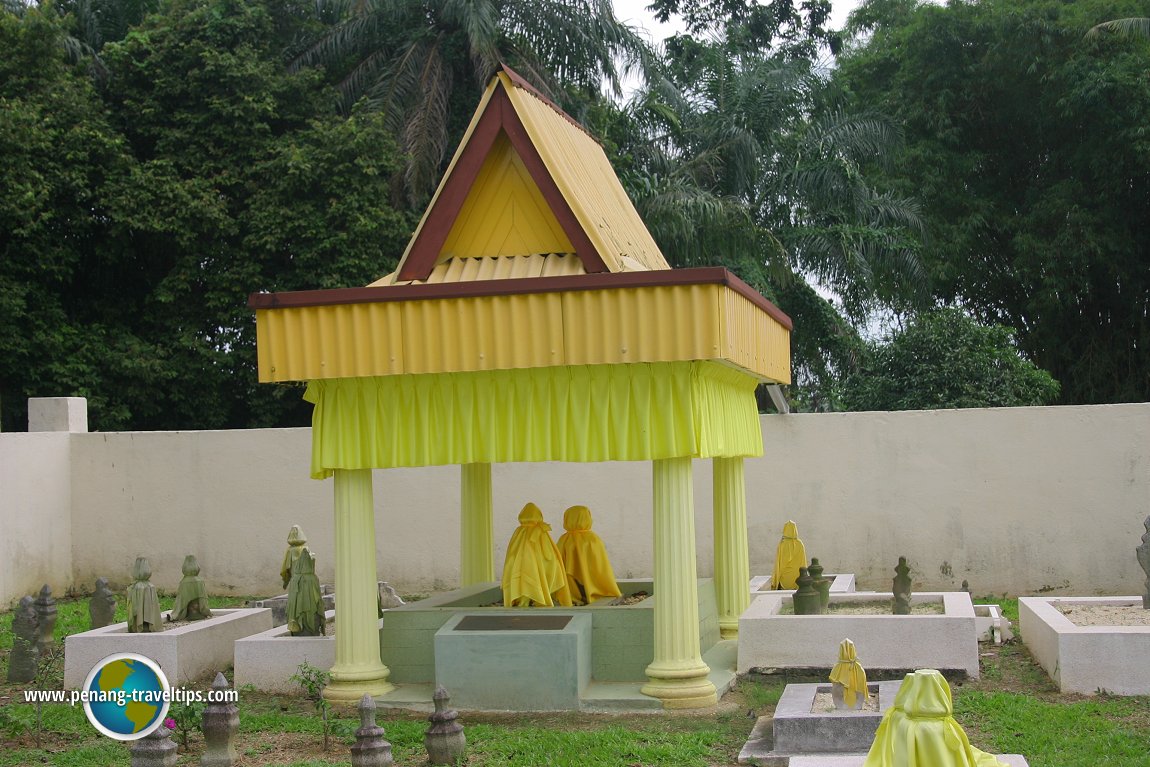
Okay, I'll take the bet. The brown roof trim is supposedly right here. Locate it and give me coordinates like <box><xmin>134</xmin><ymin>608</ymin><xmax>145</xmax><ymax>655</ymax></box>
<box><xmin>248</xmin><ymin>267</ymin><xmax>793</xmax><ymax>331</ymax></box>
<box><xmin>397</xmin><ymin>81</ymin><xmax>607</xmax><ymax>281</ymax></box>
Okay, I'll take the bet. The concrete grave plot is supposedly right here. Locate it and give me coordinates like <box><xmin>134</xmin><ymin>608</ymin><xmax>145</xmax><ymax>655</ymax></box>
<box><xmin>738</xmin><ymin>680</ymin><xmax>902</xmax><ymax>765</ymax></box>
<box><xmin>374</xmin><ymin>578</ymin><xmax>732</xmax><ymax>711</ymax></box>
<box><xmin>233</xmin><ymin>610</ymin><xmax>340</xmax><ymax>693</ymax></box>
<box><xmin>738</xmin><ymin>592</ymin><xmax>979</xmax><ymax>678</ymax></box>
<box><xmin>748</xmin><ymin>573</ymin><xmax>858</xmax><ymax>602</ymax></box>
<box><xmin>1020</xmin><ymin>596</ymin><xmax>1150</xmax><ymax>695</ymax></box>
<box><xmin>64</xmin><ymin>608</ymin><xmax>272</xmax><ymax>688</ymax></box>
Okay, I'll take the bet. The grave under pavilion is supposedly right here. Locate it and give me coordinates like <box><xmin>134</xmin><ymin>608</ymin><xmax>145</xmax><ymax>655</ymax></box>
<box><xmin>248</xmin><ymin>67</ymin><xmax>792</xmax><ymax>709</ymax></box>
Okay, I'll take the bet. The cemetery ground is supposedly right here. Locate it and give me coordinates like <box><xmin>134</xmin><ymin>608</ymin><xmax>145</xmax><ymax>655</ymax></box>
<box><xmin>1</xmin><ymin>598</ymin><xmax>1148</xmax><ymax>766</ymax></box>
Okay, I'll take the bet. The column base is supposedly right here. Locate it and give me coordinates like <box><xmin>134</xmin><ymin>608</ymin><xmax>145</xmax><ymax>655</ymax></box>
<box><xmin>641</xmin><ymin>660</ymin><xmax>717</xmax><ymax>709</ymax></box>
<box><xmin>718</xmin><ymin>619</ymin><xmax>739</xmax><ymax>640</ymax></box>
<box><xmin>323</xmin><ymin>665</ymin><xmax>395</xmax><ymax>702</ymax></box>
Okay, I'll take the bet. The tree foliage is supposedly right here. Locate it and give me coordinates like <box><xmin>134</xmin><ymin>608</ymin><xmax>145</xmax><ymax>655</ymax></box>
<box><xmin>843</xmin><ymin>308</ymin><xmax>1060</xmax><ymax>412</ymax></box>
<box><xmin>1</xmin><ymin>0</ymin><xmax>413</xmax><ymax>431</ymax></box>
<box><xmin>834</xmin><ymin>0</ymin><xmax>1150</xmax><ymax>404</ymax></box>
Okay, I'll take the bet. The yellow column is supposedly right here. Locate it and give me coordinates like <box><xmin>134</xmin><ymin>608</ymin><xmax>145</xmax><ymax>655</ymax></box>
<box><xmin>713</xmin><ymin>457</ymin><xmax>750</xmax><ymax>639</ymax></box>
<box><xmin>324</xmin><ymin>468</ymin><xmax>394</xmax><ymax>702</ymax></box>
<box><xmin>460</xmin><ymin>463</ymin><xmax>494</xmax><ymax>585</ymax></box>
<box><xmin>642</xmin><ymin>457</ymin><xmax>718</xmax><ymax>709</ymax></box>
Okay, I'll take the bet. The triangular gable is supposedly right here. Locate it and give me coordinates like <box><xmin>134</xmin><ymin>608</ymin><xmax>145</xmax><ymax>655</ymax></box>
<box><xmin>392</xmin><ymin>69</ymin><xmax>669</xmax><ymax>283</ymax></box>
<box><xmin>439</xmin><ymin>133</ymin><xmax>575</xmax><ymax>259</ymax></box>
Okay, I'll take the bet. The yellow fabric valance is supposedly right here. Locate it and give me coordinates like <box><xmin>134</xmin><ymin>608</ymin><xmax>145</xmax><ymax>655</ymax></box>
<box><xmin>303</xmin><ymin>361</ymin><xmax>762</xmax><ymax>477</ymax></box>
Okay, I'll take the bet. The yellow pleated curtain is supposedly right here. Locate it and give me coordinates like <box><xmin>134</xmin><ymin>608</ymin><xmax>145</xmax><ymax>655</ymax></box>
<box><xmin>303</xmin><ymin>360</ymin><xmax>763</xmax><ymax>477</ymax></box>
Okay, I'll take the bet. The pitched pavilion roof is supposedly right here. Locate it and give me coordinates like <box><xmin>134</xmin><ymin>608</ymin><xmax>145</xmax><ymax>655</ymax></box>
<box><xmin>249</xmin><ymin>69</ymin><xmax>792</xmax><ymax>387</ymax></box>
<box><xmin>373</xmin><ymin>67</ymin><xmax>669</xmax><ymax>286</ymax></box>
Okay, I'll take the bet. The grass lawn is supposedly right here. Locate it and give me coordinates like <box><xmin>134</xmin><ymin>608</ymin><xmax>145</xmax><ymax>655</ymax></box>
<box><xmin>1</xmin><ymin>596</ymin><xmax>1148</xmax><ymax>765</ymax></box>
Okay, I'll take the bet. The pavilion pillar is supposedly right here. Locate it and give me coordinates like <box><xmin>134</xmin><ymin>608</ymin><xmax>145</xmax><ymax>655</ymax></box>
<box><xmin>713</xmin><ymin>457</ymin><xmax>750</xmax><ymax>639</ymax></box>
<box><xmin>324</xmin><ymin>468</ymin><xmax>394</xmax><ymax>702</ymax></box>
<box><xmin>642</xmin><ymin>457</ymin><xmax>717</xmax><ymax>709</ymax></box>
<box><xmin>460</xmin><ymin>463</ymin><xmax>494</xmax><ymax>585</ymax></box>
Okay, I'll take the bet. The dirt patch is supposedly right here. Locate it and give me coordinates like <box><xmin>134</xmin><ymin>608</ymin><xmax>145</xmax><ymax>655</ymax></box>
<box><xmin>812</xmin><ymin>690</ymin><xmax>880</xmax><ymax>713</ymax></box>
<box><xmin>777</xmin><ymin>600</ymin><xmax>944</xmax><ymax>615</ymax></box>
<box><xmin>1056</xmin><ymin>603</ymin><xmax>1150</xmax><ymax>627</ymax></box>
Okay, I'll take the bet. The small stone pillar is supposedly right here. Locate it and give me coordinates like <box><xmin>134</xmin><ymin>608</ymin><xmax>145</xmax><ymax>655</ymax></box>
<box><xmin>808</xmin><ymin>558</ymin><xmax>831</xmax><ymax>612</ymax></box>
<box><xmin>351</xmin><ymin>694</ymin><xmax>393</xmax><ymax>767</ymax></box>
<box><xmin>200</xmin><ymin>673</ymin><xmax>238</xmax><ymax>767</ymax></box>
<box><xmin>791</xmin><ymin>568</ymin><xmax>821</xmax><ymax>615</ymax></box>
<box><xmin>34</xmin><ymin>584</ymin><xmax>57</xmax><ymax>653</ymax></box>
<box><xmin>424</xmin><ymin>686</ymin><xmax>465</xmax><ymax>766</ymax></box>
<box><xmin>892</xmin><ymin>556</ymin><xmax>912</xmax><ymax>615</ymax></box>
<box><xmin>7</xmin><ymin>596</ymin><xmax>39</xmax><ymax>683</ymax></box>
<box><xmin>130</xmin><ymin>723</ymin><xmax>178</xmax><ymax>767</ymax></box>
<box><xmin>90</xmin><ymin>577</ymin><xmax>117</xmax><ymax>629</ymax></box>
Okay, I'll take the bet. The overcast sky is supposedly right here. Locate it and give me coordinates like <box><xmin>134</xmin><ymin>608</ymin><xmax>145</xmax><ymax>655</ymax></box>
<box><xmin>610</xmin><ymin>0</ymin><xmax>863</xmax><ymax>44</ymax></box>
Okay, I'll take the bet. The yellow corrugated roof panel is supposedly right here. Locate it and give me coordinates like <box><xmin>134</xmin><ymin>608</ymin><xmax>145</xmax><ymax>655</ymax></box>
<box><xmin>251</xmin><ymin>268</ymin><xmax>791</xmax><ymax>384</ymax></box>
<box><xmin>387</xmin><ymin>69</ymin><xmax>669</xmax><ymax>285</ymax></box>
<box><xmin>503</xmin><ymin>75</ymin><xmax>669</xmax><ymax>274</ymax></box>
<box><xmin>370</xmin><ymin>254</ymin><xmax>590</xmax><ymax>287</ymax></box>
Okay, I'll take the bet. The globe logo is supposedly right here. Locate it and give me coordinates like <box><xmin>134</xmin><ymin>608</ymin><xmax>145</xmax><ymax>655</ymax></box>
<box><xmin>82</xmin><ymin>653</ymin><xmax>171</xmax><ymax>740</ymax></box>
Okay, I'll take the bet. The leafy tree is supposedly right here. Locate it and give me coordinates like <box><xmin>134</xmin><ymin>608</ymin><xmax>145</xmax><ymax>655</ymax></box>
<box><xmin>842</xmin><ymin>308</ymin><xmax>1060</xmax><ymax>411</ymax></box>
<box><xmin>0</xmin><ymin>5</ymin><xmax>166</xmax><ymax>431</ymax></box>
<box><xmin>834</xmin><ymin>0</ymin><xmax>1150</xmax><ymax>404</ymax></box>
<box><xmin>292</xmin><ymin>0</ymin><xmax>651</xmax><ymax>202</ymax></box>
<box><xmin>1</xmin><ymin>0</ymin><xmax>413</xmax><ymax>430</ymax></box>
<box><xmin>648</xmin><ymin>0</ymin><xmax>838</xmax><ymax>58</ymax></box>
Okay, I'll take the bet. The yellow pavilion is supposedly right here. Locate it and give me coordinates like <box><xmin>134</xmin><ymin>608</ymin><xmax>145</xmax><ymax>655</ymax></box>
<box><xmin>249</xmin><ymin>67</ymin><xmax>792</xmax><ymax>709</ymax></box>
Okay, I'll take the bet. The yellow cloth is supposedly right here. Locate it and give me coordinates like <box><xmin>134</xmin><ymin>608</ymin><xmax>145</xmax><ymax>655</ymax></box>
<box><xmin>502</xmin><ymin>503</ymin><xmax>573</xmax><ymax>607</ymax></box>
<box><xmin>556</xmin><ymin>506</ymin><xmax>622</xmax><ymax>605</ymax></box>
<box><xmin>770</xmin><ymin>520</ymin><xmax>807</xmax><ymax>589</ymax></box>
<box><xmin>863</xmin><ymin>669</ymin><xmax>1009</xmax><ymax>767</ymax></box>
<box><xmin>302</xmin><ymin>361</ymin><xmax>764</xmax><ymax>478</ymax></box>
<box><xmin>829</xmin><ymin>638</ymin><xmax>869</xmax><ymax>708</ymax></box>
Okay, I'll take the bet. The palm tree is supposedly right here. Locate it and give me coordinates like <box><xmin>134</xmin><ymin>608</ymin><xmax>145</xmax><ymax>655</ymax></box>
<box><xmin>1086</xmin><ymin>17</ymin><xmax>1150</xmax><ymax>40</ymax></box>
<box><xmin>293</xmin><ymin>0</ymin><xmax>651</xmax><ymax>201</ymax></box>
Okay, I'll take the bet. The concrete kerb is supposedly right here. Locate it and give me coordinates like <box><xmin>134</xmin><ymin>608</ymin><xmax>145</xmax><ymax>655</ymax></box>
<box><xmin>63</xmin><ymin>608</ymin><xmax>272</xmax><ymax>688</ymax></box>
<box><xmin>1019</xmin><ymin>595</ymin><xmax>1150</xmax><ymax>695</ymax></box>
<box><xmin>233</xmin><ymin>609</ymin><xmax>339</xmax><ymax>693</ymax></box>
<box><xmin>737</xmin><ymin>592</ymin><xmax>979</xmax><ymax>678</ymax></box>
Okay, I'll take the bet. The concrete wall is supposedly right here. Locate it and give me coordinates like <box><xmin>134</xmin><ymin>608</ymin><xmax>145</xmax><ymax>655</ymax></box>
<box><xmin>0</xmin><ymin>433</ymin><xmax>73</xmax><ymax>604</ymax></box>
<box><xmin>5</xmin><ymin>402</ymin><xmax>1149</xmax><ymax>605</ymax></box>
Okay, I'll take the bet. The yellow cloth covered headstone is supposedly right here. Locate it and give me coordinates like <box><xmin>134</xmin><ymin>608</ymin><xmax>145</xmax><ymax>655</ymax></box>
<box><xmin>829</xmin><ymin>638</ymin><xmax>869</xmax><ymax>708</ymax></box>
<box><xmin>281</xmin><ymin>525</ymin><xmax>308</xmax><ymax>589</ymax></box>
<box><xmin>501</xmin><ymin>503</ymin><xmax>573</xmax><ymax>607</ymax></box>
<box><xmin>770</xmin><ymin>520</ymin><xmax>807</xmax><ymax>590</ymax></box>
<box><xmin>556</xmin><ymin>505</ymin><xmax>622</xmax><ymax>605</ymax></box>
<box><xmin>863</xmin><ymin>669</ymin><xmax>1009</xmax><ymax>767</ymax></box>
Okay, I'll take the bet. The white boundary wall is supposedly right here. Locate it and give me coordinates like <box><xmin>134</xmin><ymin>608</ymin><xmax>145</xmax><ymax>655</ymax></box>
<box><xmin>3</xmin><ymin>403</ymin><xmax>1148</xmax><ymax>605</ymax></box>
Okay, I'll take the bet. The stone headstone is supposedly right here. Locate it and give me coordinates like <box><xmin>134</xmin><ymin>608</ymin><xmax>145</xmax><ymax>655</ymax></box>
<box><xmin>424</xmin><ymin>686</ymin><xmax>466</xmax><ymax>766</ymax></box>
<box><xmin>791</xmin><ymin>568</ymin><xmax>822</xmax><ymax>615</ymax></box>
<box><xmin>7</xmin><ymin>595</ymin><xmax>39</xmax><ymax>683</ymax></box>
<box><xmin>34</xmin><ymin>584</ymin><xmax>57</xmax><ymax>652</ymax></box>
<box><xmin>892</xmin><ymin>556</ymin><xmax>912</xmax><ymax>615</ymax></box>
<box><xmin>1137</xmin><ymin>515</ymin><xmax>1150</xmax><ymax>610</ymax></box>
<box><xmin>127</xmin><ymin>557</ymin><xmax>163</xmax><ymax>633</ymax></box>
<box><xmin>378</xmin><ymin>581</ymin><xmax>405</xmax><ymax>611</ymax></box>
<box><xmin>351</xmin><ymin>694</ymin><xmax>393</xmax><ymax>767</ymax></box>
<box><xmin>171</xmin><ymin>554</ymin><xmax>212</xmax><ymax>622</ymax></box>
<box><xmin>808</xmin><ymin>558</ymin><xmax>831</xmax><ymax>612</ymax></box>
<box><xmin>200</xmin><ymin>672</ymin><xmax>239</xmax><ymax>767</ymax></box>
<box><xmin>90</xmin><ymin>577</ymin><xmax>117</xmax><ymax>629</ymax></box>
<box><xmin>130</xmin><ymin>722</ymin><xmax>178</xmax><ymax>767</ymax></box>
<box><xmin>962</xmin><ymin>580</ymin><xmax>971</xmax><ymax>594</ymax></box>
